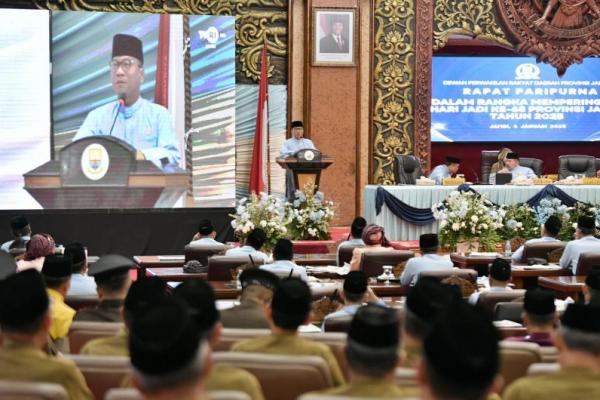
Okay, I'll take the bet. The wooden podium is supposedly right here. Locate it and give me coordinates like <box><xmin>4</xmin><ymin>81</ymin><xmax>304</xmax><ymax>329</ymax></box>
<box><xmin>276</xmin><ymin>149</ymin><xmax>333</xmax><ymax>193</ymax></box>
<box><xmin>23</xmin><ymin>136</ymin><xmax>188</xmax><ymax>208</ymax></box>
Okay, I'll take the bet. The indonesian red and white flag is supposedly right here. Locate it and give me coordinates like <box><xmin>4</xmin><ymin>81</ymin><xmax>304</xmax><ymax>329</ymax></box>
<box><xmin>248</xmin><ymin>43</ymin><xmax>269</xmax><ymax>194</ymax></box>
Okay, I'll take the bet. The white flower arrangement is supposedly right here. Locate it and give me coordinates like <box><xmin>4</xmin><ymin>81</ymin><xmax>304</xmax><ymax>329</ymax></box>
<box><xmin>285</xmin><ymin>182</ymin><xmax>335</xmax><ymax>240</ymax></box>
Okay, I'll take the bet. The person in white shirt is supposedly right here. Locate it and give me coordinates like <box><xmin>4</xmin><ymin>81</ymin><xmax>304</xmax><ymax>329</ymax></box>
<box><xmin>468</xmin><ymin>258</ymin><xmax>513</xmax><ymax>305</ymax></box>
<box><xmin>400</xmin><ymin>234</ymin><xmax>453</xmax><ymax>286</ymax></box>
<box><xmin>225</xmin><ymin>228</ymin><xmax>270</xmax><ymax>263</ymax></box>
<box><xmin>336</xmin><ymin>216</ymin><xmax>366</xmax><ymax>266</ymax></box>
<box><xmin>1</xmin><ymin>215</ymin><xmax>31</xmax><ymax>253</ymax></box>
<box><xmin>188</xmin><ymin>219</ymin><xmax>223</xmax><ymax>246</ymax></box>
<box><xmin>512</xmin><ymin>215</ymin><xmax>562</xmax><ymax>263</ymax></box>
<box><xmin>490</xmin><ymin>152</ymin><xmax>536</xmax><ymax>184</ymax></box>
<box><xmin>260</xmin><ymin>239</ymin><xmax>307</xmax><ymax>281</ymax></box>
<box><xmin>559</xmin><ymin>215</ymin><xmax>600</xmax><ymax>274</ymax></box>
<box><xmin>428</xmin><ymin>156</ymin><xmax>461</xmax><ymax>185</ymax></box>
<box><xmin>65</xmin><ymin>242</ymin><xmax>96</xmax><ymax>297</ymax></box>
<box><xmin>280</xmin><ymin>121</ymin><xmax>316</xmax><ymax>200</ymax></box>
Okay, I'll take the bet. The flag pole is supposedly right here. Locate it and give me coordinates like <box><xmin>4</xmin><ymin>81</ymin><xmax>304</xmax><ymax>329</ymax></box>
<box><xmin>264</xmin><ymin>36</ymin><xmax>272</xmax><ymax>195</ymax></box>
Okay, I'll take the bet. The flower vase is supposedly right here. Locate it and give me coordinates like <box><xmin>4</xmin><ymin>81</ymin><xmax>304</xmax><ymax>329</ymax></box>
<box><xmin>457</xmin><ymin>239</ymin><xmax>479</xmax><ymax>255</ymax></box>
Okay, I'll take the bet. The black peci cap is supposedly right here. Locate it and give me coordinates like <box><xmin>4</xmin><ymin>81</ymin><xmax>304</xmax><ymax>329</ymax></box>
<box><xmin>489</xmin><ymin>258</ymin><xmax>511</xmax><ymax>282</ymax></box>
<box><xmin>446</xmin><ymin>156</ymin><xmax>461</xmax><ymax>164</ymax></box>
<box><xmin>524</xmin><ymin>288</ymin><xmax>555</xmax><ymax>315</ymax></box>
<box><xmin>561</xmin><ymin>303</ymin><xmax>600</xmax><ymax>333</ymax></box>
<box><xmin>112</xmin><ymin>34</ymin><xmax>144</xmax><ymax>64</ymax></box>
<box><xmin>419</xmin><ymin>233</ymin><xmax>439</xmax><ymax>249</ymax></box>
<box><xmin>9</xmin><ymin>215</ymin><xmax>29</xmax><ymax>231</ymax></box>
<box><xmin>271</xmin><ymin>278</ymin><xmax>311</xmax><ymax>319</ymax></box>
<box><xmin>406</xmin><ymin>277</ymin><xmax>458</xmax><ymax>319</ymax></box>
<box><xmin>0</xmin><ymin>270</ymin><xmax>49</xmax><ymax>329</ymax></box>
<box><xmin>291</xmin><ymin>121</ymin><xmax>303</xmax><ymax>128</ymax></box>
<box><xmin>506</xmin><ymin>152</ymin><xmax>519</xmax><ymax>160</ymax></box>
<box><xmin>343</xmin><ymin>271</ymin><xmax>368</xmax><ymax>296</ymax></box>
<box><xmin>173</xmin><ymin>280</ymin><xmax>219</xmax><ymax>333</ymax></box>
<box><xmin>578</xmin><ymin>216</ymin><xmax>596</xmax><ymax>230</ymax></box>
<box><xmin>41</xmin><ymin>255</ymin><xmax>73</xmax><ymax>279</ymax></box>
<box><xmin>198</xmin><ymin>219</ymin><xmax>215</xmax><ymax>236</ymax></box>
<box><xmin>124</xmin><ymin>277</ymin><xmax>168</xmax><ymax>318</ymax></box>
<box><xmin>348</xmin><ymin>304</ymin><xmax>399</xmax><ymax>349</ymax></box>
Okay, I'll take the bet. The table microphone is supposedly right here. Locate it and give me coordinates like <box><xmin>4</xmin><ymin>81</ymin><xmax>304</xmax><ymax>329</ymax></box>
<box><xmin>108</xmin><ymin>94</ymin><xmax>126</xmax><ymax>136</ymax></box>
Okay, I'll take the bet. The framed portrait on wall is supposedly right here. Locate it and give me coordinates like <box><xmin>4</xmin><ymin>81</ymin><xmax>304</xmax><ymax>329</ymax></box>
<box><xmin>312</xmin><ymin>8</ymin><xmax>356</xmax><ymax>66</ymax></box>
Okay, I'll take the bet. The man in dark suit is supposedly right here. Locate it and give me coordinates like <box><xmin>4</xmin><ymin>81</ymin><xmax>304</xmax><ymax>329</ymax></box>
<box><xmin>319</xmin><ymin>18</ymin><xmax>349</xmax><ymax>53</ymax></box>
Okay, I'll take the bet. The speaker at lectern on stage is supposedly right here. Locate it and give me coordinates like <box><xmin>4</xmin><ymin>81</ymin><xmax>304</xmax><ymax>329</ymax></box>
<box><xmin>277</xmin><ymin>149</ymin><xmax>333</xmax><ymax>198</ymax></box>
<box><xmin>23</xmin><ymin>136</ymin><xmax>188</xmax><ymax>209</ymax></box>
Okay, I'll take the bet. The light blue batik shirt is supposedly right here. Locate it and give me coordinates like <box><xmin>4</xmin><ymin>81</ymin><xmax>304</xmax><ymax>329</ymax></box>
<box><xmin>428</xmin><ymin>164</ymin><xmax>451</xmax><ymax>185</ymax></box>
<box><xmin>280</xmin><ymin>138</ymin><xmax>316</xmax><ymax>157</ymax></box>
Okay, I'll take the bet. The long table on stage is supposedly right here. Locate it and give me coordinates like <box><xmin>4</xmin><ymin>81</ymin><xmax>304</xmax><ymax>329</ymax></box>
<box><xmin>364</xmin><ymin>184</ymin><xmax>600</xmax><ymax>240</ymax></box>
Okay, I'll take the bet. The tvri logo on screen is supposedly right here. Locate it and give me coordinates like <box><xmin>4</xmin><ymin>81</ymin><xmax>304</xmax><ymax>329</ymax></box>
<box><xmin>197</xmin><ymin>27</ymin><xmax>227</xmax><ymax>48</ymax></box>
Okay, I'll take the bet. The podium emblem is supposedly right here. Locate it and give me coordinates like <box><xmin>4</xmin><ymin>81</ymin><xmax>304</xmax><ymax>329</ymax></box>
<box><xmin>304</xmin><ymin>150</ymin><xmax>315</xmax><ymax>161</ymax></box>
<box><xmin>81</xmin><ymin>143</ymin><xmax>110</xmax><ymax>181</ymax></box>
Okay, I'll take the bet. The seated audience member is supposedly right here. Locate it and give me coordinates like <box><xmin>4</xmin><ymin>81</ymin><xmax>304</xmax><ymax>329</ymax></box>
<box><xmin>489</xmin><ymin>147</ymin><xmax>512</xmax><ymax>181</ymax></box>
<box><xmin>0</xmin><ymin>270</ymin><xmax>93</xmax><ymax>399</ymax></box>
<box><xmin>232</xmin><ymin>278</ymin><xmax>345</xmax><ymax>385</ymax></box>
<box><xmin>260</xmin><ymin>238</ymin><xmax>308</xmax><ymax>280</ymax></box>
<box><xmin>0</xmin><ymin>252</ymin><xmax>17</xmax><ymax>280</ymax></box>
<box><xmin>41</xmin><ymin>255</ymin><xmax>75</xmax><ymax>342</ymax></box>
<box><xmin>310</xmin><ymin>304</ymin><xmax>416</xmax><ymax>398</ymax></box>
<box><xmin>226</xmin><ymin>228</ymin><xmax>269</xmax><ymax>263</ymax></box>
<box><xmin>221</xmin><ymin>268</ymin><xmax>279</xmax><ymax>329</ymax></box>
<box><xmin>504</xmin><ymin>303</ymin><xmax>600</xmax><ymax>400</ymax></box>
<box><xmin>469</xmin><ymin>258</ymin><xmax>513</xmax><ymax>306</ymax></box>
<box><xmin>189</xmin><ymin>219</ymin><xmax>223</xmax><ymax>246</ymax></box>
<box><xmin>400</xmin><ymin>233</ymin><xmax>453</xmax><ymax>286</ymax></box>
<box><xmin>8</xmin><ymin>237</ymin><xmax>28</xmax><ymax>259</ymax></box>
<box><xmin>429</xmin><ymin>156</ymin><xmax>461</xmax><ymax>185</ymax></box>
<box><xmin>64</xmin><ymin>242</ymin><xmax>95</xmax><ymax>296</ymax></box>
<box><xmin>559</xmin><ymin>215</ymin><xmax>600</xmax><ymax>273</ymax></box>
<box><xmin>349</xmin><ymin>224</ymin><xmax>391</xmax><ymax>271</ymax></box>
<box><xmin>16</xmin><ymin>233</ymin><xmax>55</xmax><ymax>272</ymax></box>
<box><xmin>584</xmin><ymin>267</ymin><xmax>600</xmax><ymax>307</ymax></box>
<box><xmin>322</xmin><ymin>271</ymin><xmax>383</xmax><ymax>328</ymax></box>
<box><xmin>418</xmin><ymin>301</ymin><xmax>502</xmax><ymax>400</ymax></box>
<box><xmin>505</xmin><ymin>288</ymin><xmax>556</xmax><ymax>346</ymax></box>
<box><xmin>512</xmin><ymin>215</ymin><xmax>562</xmax><ymax>263</ymax></box>
<box><xmin>336</xmin><ymin>216</ymin><xmax>366</xmax><ymax>265</ymax></box>
<box><xmin>1</xmin><ymin>215</ymin><xmax>31</xmax><ymax>253</ymax></box>
<box><xmin>402</xmin><ymin>277</ymin><xmax>459</xmax><ymax>368</ymax></box>
<box><xmin>174</xmin><ymin>281</ymin><xmax>265</xmax><ymax>400</ymax></box>
<box><xmin>499</xmin><ymin>152</ymin><xmax>537</xmax><ymax>179</ymax></box>
<box><xmin>80</xmin><ymin>277</ymin><xmax>167</xmax><ymax>355</ymax></box>
<box><xmin>76</xmin><ymin>254</ymin><xmax>134</xmax><ymax>322</ymax></box>
<box><xmin>129</xmin><ymin>298</ymin><xmax>211</xmax><ymax>400</ymax></box>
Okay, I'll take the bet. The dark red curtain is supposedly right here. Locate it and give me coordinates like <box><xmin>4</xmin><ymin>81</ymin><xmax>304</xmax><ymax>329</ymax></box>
<box><xmin>154</xmin><ymin>14</ymin><xmax>170</xmax><ymax>108</ymax></box>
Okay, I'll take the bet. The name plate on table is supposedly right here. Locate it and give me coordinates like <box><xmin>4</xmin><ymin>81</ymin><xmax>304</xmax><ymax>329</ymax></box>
<box><xmin>158</xmin><ymin>255</ymin><xmax>185</xmax><ymax>261</ymax></box>
<box><xmin>468</xmin><ymin>252</ymin><xmax>501</xmax><ymax>257</ymax></box>
<box><xmin>519</xmin><ymin>264</ymin><xmax>561</xmax><ymax>271</ymax></box>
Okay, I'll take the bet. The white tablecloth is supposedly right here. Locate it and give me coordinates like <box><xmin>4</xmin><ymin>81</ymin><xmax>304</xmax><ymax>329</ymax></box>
<box><xmin>364</xmin><ymin>185</ymin><xmax>600</xmax><ymax>240</ymax></box>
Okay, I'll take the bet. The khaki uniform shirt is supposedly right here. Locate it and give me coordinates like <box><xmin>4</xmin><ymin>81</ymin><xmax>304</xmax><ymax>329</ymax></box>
<box><xmin>48</xmin><ymin>288</ymin><xmax>76</xmax><ymax>340</ymax></box>
<box><xmin>80</xmin><ymin>329</ymin><xmax>128</xmax><ymax>356</ymax></box>
<box><xmin>220</xmin><ymin>301</ymin><xmax>270</xmax><ymax>329</ymax></box>
<box><xmin>75</xmin><ymin>299</ymin><xmax>123</xmax><ymax>323</ymax></box>
<box><xmin>310</xmin><ymin>378</ymin><xmax>419</xmax><ymax>398</ymax></box>
<box><xmin>231</xmin><ymin>333</ymin><xmax>345</xmax><ymax>386</ymax></box>
<box><xmin>205</xmin><ymin>364</ymin><xmax>265</xmax><ymax>400</ymax></box>
<box><xmin>0</xmin><ymin>342</ymin><xmax>93</xmax><ymax>400</ymax></box>
<box><xmin>504</xmin><ymin>367</ymin><xmax>600</xmax><ymax>400</ymax></box>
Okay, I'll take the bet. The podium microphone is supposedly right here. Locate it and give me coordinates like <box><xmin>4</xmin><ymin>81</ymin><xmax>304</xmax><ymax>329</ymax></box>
<box><xmin>108</xmin><ymin>94</ymin><xmax>126</xmax><ymax>136</ymax></box>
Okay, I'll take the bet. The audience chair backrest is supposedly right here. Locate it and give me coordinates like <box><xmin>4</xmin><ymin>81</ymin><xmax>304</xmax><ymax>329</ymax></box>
<box><xmin>481</xmin><ymin>150</ymin><xmax>500</xmax><ymax>184</ymax></box>
<box><xmin>68</xmin><ymin>321</ymin><xmax>124</xmax><ymax>354</ymax></box>
<box><xmin>184</xmin><ymin>244</ymin><xmax>231</xmax><ymax>265</ymax></box>
<box><xmin>216</xmin><ymin>329</ymin><xmax>271</xmax><ymax>352</ymax></box>
<box><xmin>539</xmin><ymin>346</ymin><xmax>559</xmax><ymax>363</ymax></box>
<box><xmin>394</xmin><ymin>155</ymin><xmax>422</xmax><ymax>185</ymax></box>
<box><xmin>212</xmin><ymin>352</ymin><xmax>333</xmax><ymax>400</ymax></box>
<box><xmin>337</xmin><ymin>244</ymin><xmax>364</xmax><ymax>267</ymax></box>
<box><xmin>493</xmin><ymin>302</ymin><xmax>524</xmax><ymax>323</ymax></box>
<box><xmin>499</xmin><ymin>341</ymin><xmax>542</xmax><ymax>389</ymax></box>
<box><xmin>208</xmin><ymin>256</ymin><xmax>257</xmax><ymax>281</ymax></box>
<box><xmin>575</xmin><ymin>251</ymin><xmax>600</xmax><ymax>276</ymax></box>
<box><xmin>300</xmin><ymin>396</ymin><xmax>419</xmax><ymax>400</ymax></box>
<box><xmin>322</xmin><ymin>315</ymin><xmax>353</xmax><ymax>333</ymax></box>
<box><xmin>65</xmin><ymin>295</ymin><xmax>100</xmax><ymax>312</ymax></box>
<box><xmin>105</xmin><ymin>388</ymin><xmax>143</xmax><ymax>400</ymax></box>
<box><xmin>359</xmin><ymin>250</ymin><xmax>414</xmax><ymax>277</ymax></box>
<box><xmin>66</xmin><ymin>355</ymin><xmax>131</xmax><ymax>400</ymax></box>
<box><xmin>521</xmin><ymin>242</ymin><xmax>566</xmax><ymax>264</ymax></box>
<box><xmin>477</xmin><ymin>290</ymin><xmax>526</xmax><ymax>316</ymax></box>
<box><xmin>0</xmin><ymin>380</ymin><xmax>68</xmax><ymax>400</ymax></box>
<box><xmin>519</xmin><ymin>157</ymin><xmax>543</xmax><ymax>177</ymax></box>
<box><xmin>558</xmin><ymin>155</ymin><xmax>597</xmax><ymax>179</ymax></box>
<box><xmin>419</xmin><ymin>268</ymin><xmax>478</xmax><ymax>283</ymax></box>
<box><xmin>527</xmin><ymin>362</ymin><xmax>560</xmax><ymax>376</ymax></box>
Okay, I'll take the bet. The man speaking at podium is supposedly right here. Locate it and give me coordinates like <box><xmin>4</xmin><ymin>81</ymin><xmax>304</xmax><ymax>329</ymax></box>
<box><xmin>73</xmin><ymin>34</ymin><xmax>181</xmax><ymax>172</ymax></box>
<box><xmin>280</xmin><ymin>121</ymin><xmax>316</xmax><ymax>200</ymax></box>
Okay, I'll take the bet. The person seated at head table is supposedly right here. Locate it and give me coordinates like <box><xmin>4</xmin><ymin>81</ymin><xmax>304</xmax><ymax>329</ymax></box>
<box><xmin>512</xmin><ymin>214</ymin><xmax>562</xmax><ymax>263</ymax></box>
<box><xmin>221</xmin><ymin>268</ymin><xmax>279</xmax><ymax>329</ymax></box>
<box><xmin>488</xmin><ymin>147</ymin><xmax>512</xmax><ymax>183</ymax></box>
<box><xmin>1</xmin><ymin>215</ymin><xmax>31</xmax><ymax>253</ymax></box>
<box><xmin>309</xmin><ymin>304</ymin><xmax>418</xmax><ymax>398</ymax></box>
<box><xmin>0</xmin><ymin>270</ymin><xmax>93</xmax><ymax>399</ymax></box>
<box><xmin>79</xmin><ymin>277</ymin><xmax>167</xmax><ymax>355</ymax></box>
<box><xmin>64</xmin><ymin>242</ymin><xmax>96</xmax><ymax>297</ymax></box>
<box><xmin>260</xmin><ymin>238</ymin><xmax>308</xmax><ymax>281</ymax></box>
<box><xmin>129</xmin><ymin>298</ymin><xmax>210</xmax><ymax>400</ymax></box>
<box><xmin>41</xmin><ymin>255</ymin><xmax>76</xmax><ymax>345</ymax></box>
<box><xmin>8</xmin><ymin>237</ymin><xmax>28</xmax><ymax>260</ymax></box>
<box><xmin>337</xmin><ymin>216</ymin><xmax>367</xmax><ymax>266</ymax></box>
<box><xmin>349</xmin><ymin>224</ymin><xmax>392</xmax><ymax>271</ymax></box>
<box><xmin>400</xmin><ymin>233</ymin><xmax>453</xmax><ymax>286</ymax></box>
<box><xmin>468</xmin><ymin>258</ymin><xmax>513</xmax><ymax>306</ymax></box>
<box><xmin>584</xmin><ymin>267</ymin><xmax>600</xmax><ymax>307</ymax></box>
<box><xmin>505</xmin><ymin>288</ymin><xmax>557</xmax><ymax>347</ymax></box>
<box><xmin>559</xmin><ymin>215</ymin><xmax>600</xmax><ymax>274</ymax></box>
<box><xmin>321</xmin><ymin>271</ymin><xmax>384</xmax><ymax>330</ymax></box>
<box><xmin>75</xmin><ymin>254</ymin><xmax>134</xmax><ymax>323</ymax></box>
<box><xmin>401</xmin><ymin>277</ymin><xmax>461</xmax><ymax>368</ymax></box>
<box><xmin>418</xmin><ymin>301</ymin><xmax>503</xmax><ymax>400</ymax></box>
<box><xmin>491</xmin><ymin>152</ymin><xmax>537</xmax><ymax>184</ymax></box>
<box><xmin>173</xmin><ymin>280</ymin><xmax>265</xmax><ymax>400</ymax></box>
<box><xmin>225</xmin><ymin>228</ymin><xmax>270</xmax><ymax>263</ymax></box>
<box><xmin>231</xmin><ymin>278</ymin><xmax>346</xmax><ymax>386</ymax></box>
<box><xmin>16</xmin><ymin>233</ymin><xmax>55</xmax><ymax>272</ymax></box>
<box><xmin>189</xmin><ymin>219</ymin><xmax>223</xmax><ymax>246</ymax></box>
<box><xmin>428</xmin><ymin>156</ymin><xmax>461</xmax><ymax>185</ymax></box>
<box><xmin>504</xmin><ymin>303</ymin><xmax>600</xmax><ymax>400</ymax></box>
